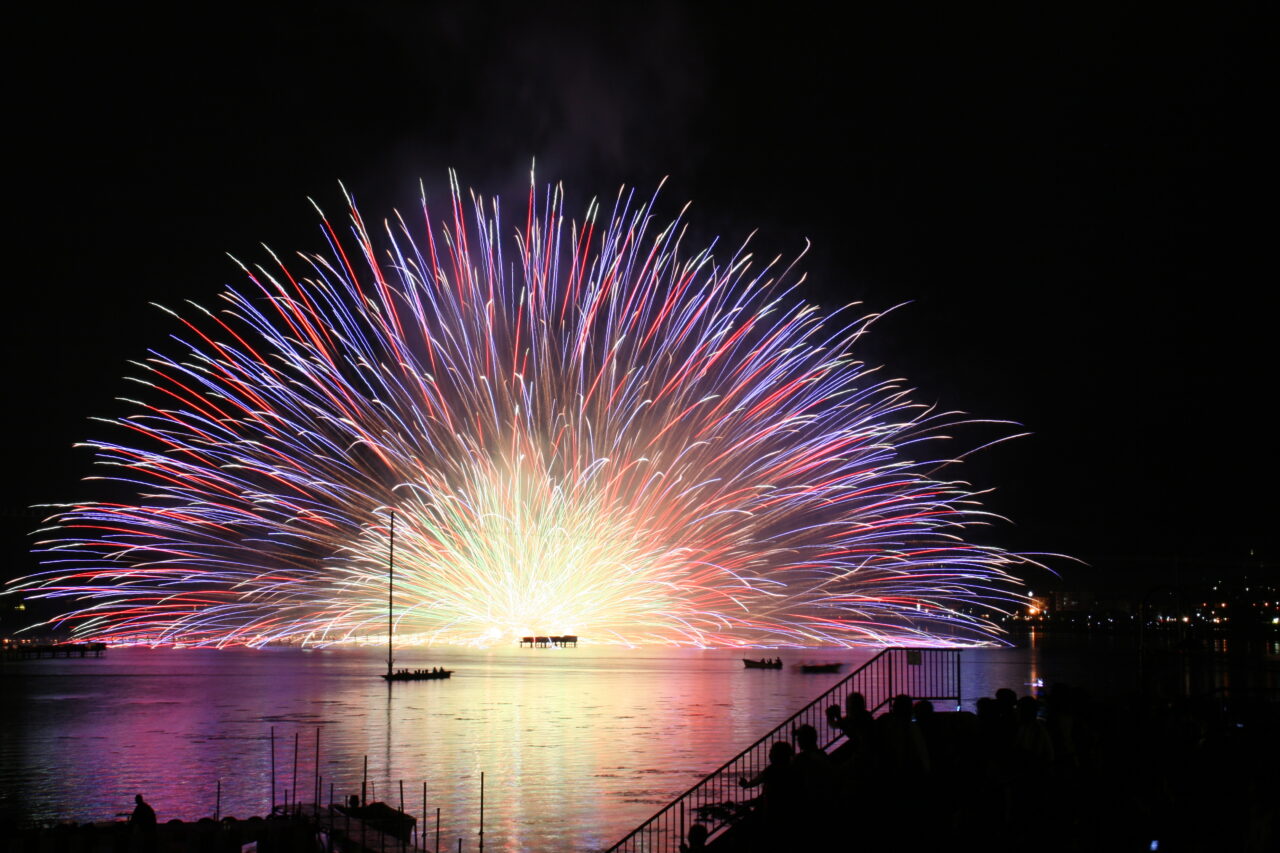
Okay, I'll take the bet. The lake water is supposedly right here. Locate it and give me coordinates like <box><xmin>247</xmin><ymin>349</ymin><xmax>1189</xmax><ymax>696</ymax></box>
<box><xmin>2</xmin><ymin>634</ymin><xmax>1275</xmax><ymax>851</ymax></box>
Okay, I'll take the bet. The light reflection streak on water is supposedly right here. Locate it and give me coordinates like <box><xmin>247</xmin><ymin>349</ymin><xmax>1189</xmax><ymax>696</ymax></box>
<box><xmin>2</xmin><ymin>646</ymin><xmax>870</xmax><ymax>851</ymax></box>
<box><xmin>2</xmin><ymin>639</ymin><xmax>1272</xmax><ymax>851</ymax></box>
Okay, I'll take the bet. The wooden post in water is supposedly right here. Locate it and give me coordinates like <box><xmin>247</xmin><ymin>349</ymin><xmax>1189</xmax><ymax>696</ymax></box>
<box><xmin>270</xmin><ymin>726</ymin><xmax>276</xmax><ymax>814</ymax></box>
<box><xmin>478</xmin><ymin>771</ymin><xmax>484</xmax><ymax>852</ymax></box>
<box><xmin>422</xmin><ymin>783</ymin><xmax>427</xmax><ymax>851</ymax></box>
<box><xmin>315</xmin><ymin>727</ymin><xmax>321</xmax><ymax>818</ymax></box>
<box><xmin>292</xmin><ymin>731</ymin><xmax>300</xmax><ymax>816</ymax></box>
<box><xmin>362</xmin><ymin>755</ymin><xmax>368</xmax><ymax>806</ymax></box>
<box><xmin>435</xmin><ymin>807</ymin><xmax>440</xmax><ymax>853</ymax></box>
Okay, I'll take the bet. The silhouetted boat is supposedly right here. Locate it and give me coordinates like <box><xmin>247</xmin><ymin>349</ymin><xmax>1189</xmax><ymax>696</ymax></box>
<box><xmin>383</xmin><ymin>668</ymin><xmax>452</xmax><ymax>681</ymax></box>
<box><xmin>333</xmin><ymin>800</ymin><xmax>416</xmax><ymax>842</ymax></box>
<box><xmin>379</xmin><ymin>510</ymin><xmax>452</xmax><ymax>682</ymax></box>
<box><xmin>742</xmin><ymin>658</ymin><xmax>783</xmax><ymax>669</ymax></box>
<box><xmin>799</xmin><ymin>662</ymin><xmax>842</xmax><ymax>673</ymax></box>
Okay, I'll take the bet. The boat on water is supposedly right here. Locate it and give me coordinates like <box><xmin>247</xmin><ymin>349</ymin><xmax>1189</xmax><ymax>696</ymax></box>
<box><xmin>799</xmin><ymin>662</ymin><xmax>842</xmax><ymax>674</ymax></box>
<box><xmin>742</xmin><ymin>658</ymin><xmax>783</xmax><ymax>669</ymax></box>
<box><xmin>384</xmin><ymin>668</ymin><xmax>452</xmax><ymax>682</ymax></box>
<box><xmin>379</xmin><ymin>510</ymin><xmax>452</xmax><ymax>683</ymax></box>
<box><xmin>332</xmin><ymin>799</ymin><xmax>416</xmax><ymax>842</ymax></box>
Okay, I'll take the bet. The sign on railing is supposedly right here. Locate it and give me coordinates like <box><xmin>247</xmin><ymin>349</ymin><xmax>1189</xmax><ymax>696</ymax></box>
<box><xmin>605</xmin><ymin>647</ymin><xmax>961</xmax><ymax>853</ymax></box>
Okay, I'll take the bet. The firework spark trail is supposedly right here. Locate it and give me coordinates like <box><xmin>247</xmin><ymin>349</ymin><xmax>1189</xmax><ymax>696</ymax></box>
<box><xmin>10</xmin><ymin>174</ymin><xmax>1037</xmax><ymax>647</ymax></box>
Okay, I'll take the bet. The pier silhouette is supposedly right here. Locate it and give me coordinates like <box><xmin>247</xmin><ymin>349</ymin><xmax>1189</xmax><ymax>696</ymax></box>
<box><xmin>518</xmin><ymin>635</ymin><xmax>578</xmax><ymax>648</ymax></box>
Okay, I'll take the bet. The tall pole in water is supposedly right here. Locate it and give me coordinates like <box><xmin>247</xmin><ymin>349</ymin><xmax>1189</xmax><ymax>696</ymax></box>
<box><xmin>314</xmin><ymin>727</ymin><xmax>321</xmax><ymax>819</ymax></box>
<box><xmin>291</xmin><ymin>730</ymin><xmax>299</xmax><ymax>815</ymax></box>
<box><xmin>270</xmin><ymin>726</ymin><xmax>276</xmax><ymax>813</ymax></box>
<box><xmin>387</xmin><ymin>509</ymin><xmax>395</xmax><ymax>679</ymax></box>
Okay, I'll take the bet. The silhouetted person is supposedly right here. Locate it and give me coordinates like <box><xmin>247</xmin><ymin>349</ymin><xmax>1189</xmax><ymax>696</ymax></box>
<box><xmin>874</xmin><ymin>694</ymin><xmax>930</xmax><ymax>779</ymax></box>
<box><xmin>995</xmin><ymin>687</ymin><xmax>1019</xmax><ymax>738</ymax></box>
<box><xmin>1045</xmin><ymin>682</ymin><xmax>1083</xmax><ymax>771</ymax></box>
<box><xmin>827</xmin><ymin>691</ymin><xmax>874</xmax><ymax>759</ymax></box>
<box><xmin>792</xmin><ymin>723</ymin><xmax>832</xmax><ymax>788</ymax></box>
<box><xmin>1014</xmin><ymin>695</ymin><xmax>1055</xmax><ymax>770</ymax></box>
<box><xmin>739</xmin><ymin>740</ymin><xmax>798</xmax><ymax>847</ymax></box>
<box><xmin>792</xmin><ymin>723</ymin><xmax>835</xmax><ymax>845</ymax></box>
<box><xmin>679</xmin><ymin>822</ymin><xmax>709</xmax><ymax>852</ymax></box>
<box><xmin>913</xmin><ymin>698</ymin><xmax>949</xmax><ymax>772</ymax></box>
<box><xmin>129</xmin><ymin>795</ymin><xmax>156</xmax><ymax>853</ymax></box>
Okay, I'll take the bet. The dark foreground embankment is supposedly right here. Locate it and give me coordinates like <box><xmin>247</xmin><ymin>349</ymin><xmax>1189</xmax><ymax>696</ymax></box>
<box><xmin>0</xmin><ymin>808</ymin><xmax>414</xmax><ymax>853</ymax></box>
<box><xmin>705</xmin><ymin>684</ymin><xmax>1277</xmax><ymax>853</ymax></box>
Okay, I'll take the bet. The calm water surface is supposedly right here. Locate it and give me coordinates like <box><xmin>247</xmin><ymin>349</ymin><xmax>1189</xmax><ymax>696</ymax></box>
<box><xmin>2</xmin><ymin>636</ymin><xmax>1274</xmax><ymax>851</ymax></box>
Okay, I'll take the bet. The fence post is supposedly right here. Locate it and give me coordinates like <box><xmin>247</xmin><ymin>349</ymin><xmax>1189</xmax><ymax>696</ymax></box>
<box><xmin>955</xmin><ymin>650</ymin><xmax>962</xmax><ymax>710</ymax></box>
<box><xmin>887</xmin><ymin>649</ymin><xmax>895</xmax><ymax>706</ymax></box>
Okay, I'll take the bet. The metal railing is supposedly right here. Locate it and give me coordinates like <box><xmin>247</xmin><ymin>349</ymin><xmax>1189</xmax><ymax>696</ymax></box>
<box><xmin>604</xmin><ymin>647</ymin><xmax>961</xmax><ymax>853</ymax></box>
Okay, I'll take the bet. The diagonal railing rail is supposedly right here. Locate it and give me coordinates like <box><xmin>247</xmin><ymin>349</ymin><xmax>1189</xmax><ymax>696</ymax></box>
<box><xmin>604</xmin><ymin>647</ymin><xmax>961</xmax><ymax>853</ymax></box>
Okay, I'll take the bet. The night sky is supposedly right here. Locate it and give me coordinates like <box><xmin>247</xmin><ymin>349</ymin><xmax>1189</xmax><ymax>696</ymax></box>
<box><xmin>4</xmin><ymin>3</ymin><xmax>1272</xmax><ymax>601</ymax></box>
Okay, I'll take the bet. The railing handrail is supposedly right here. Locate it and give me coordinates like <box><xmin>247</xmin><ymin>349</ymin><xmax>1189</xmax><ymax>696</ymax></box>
<box><xmin>605</xmin><ymin>646</ymin><xmax>961</xmax><ymax>852</ymax></box>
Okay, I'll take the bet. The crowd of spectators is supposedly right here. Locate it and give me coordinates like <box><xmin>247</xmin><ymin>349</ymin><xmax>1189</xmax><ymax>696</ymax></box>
<box><xmin>702</xmin><ymin>683</ymin><xmax>1277</xmax><ymax>852</ymax></box>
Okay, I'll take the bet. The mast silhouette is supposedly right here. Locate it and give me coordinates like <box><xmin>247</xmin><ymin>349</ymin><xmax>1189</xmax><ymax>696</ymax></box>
<box><xmin>379</xmin><ymin>508</ymin><xmax>452</xmax><ymax>681</ymax></box>
<box><xmin>386</xmin><ymin>509</ymin><xmax>395</xmax><ymax>679</ymax></box>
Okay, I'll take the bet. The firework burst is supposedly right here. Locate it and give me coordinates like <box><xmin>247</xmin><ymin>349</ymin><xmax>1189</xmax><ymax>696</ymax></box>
<box><xmin>10</xmin><ymin>174</ymin><xmax>1036</xmax><ymax>647</ymax></box>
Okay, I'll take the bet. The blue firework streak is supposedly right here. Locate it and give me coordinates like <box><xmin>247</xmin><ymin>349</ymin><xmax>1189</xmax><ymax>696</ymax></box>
<box><xmin>10</xmin><ymin>173</ymin><xmax>1038</xmax><ymax>647</ymax></box>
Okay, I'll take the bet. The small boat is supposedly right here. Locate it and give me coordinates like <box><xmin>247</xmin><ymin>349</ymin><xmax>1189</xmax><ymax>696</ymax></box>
<box><xmin>799</xmin><ymin>662</ymin><xmax>842</xmax><ymax>674</ymax></box>
<box><xmin>380</xmin><ymin>510</ymin><xmax>452</xmax><ymax>683</ymax></box>
<box><xmin>383</xmin><ymin>668</ymin><xmax>453</xmax><ymax>682</ymax></box>
<box><xmin>333</xmin><ymin>800</ymin><xmax>416</xmax><ymax>842</ymax></box>
<box><xmin>742</xmin><ymin>658</ymin><xmax>783</xmax><ymax>669</ymax></box>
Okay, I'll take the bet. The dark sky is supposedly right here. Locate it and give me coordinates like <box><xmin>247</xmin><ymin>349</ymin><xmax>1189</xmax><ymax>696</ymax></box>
<box><xmin>4</xmin><ymin>3</ymin><xmax>1272</xmax><ymax>593</ymax></box>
